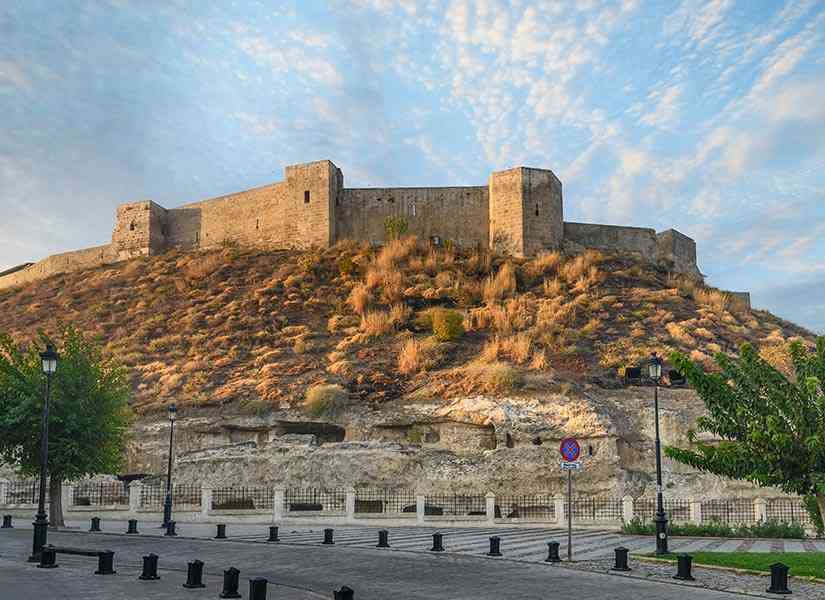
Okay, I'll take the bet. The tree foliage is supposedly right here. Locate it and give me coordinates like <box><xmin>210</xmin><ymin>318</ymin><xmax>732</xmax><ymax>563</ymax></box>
<box><xmin>666</xmin><ymin>338</ymin><xmax>825</xmax><ymax>521</ymax></box>
<box><xmin>0</xmin><ymin>325</ymin><xmax>132</xmax><ymax>523</ymax></box>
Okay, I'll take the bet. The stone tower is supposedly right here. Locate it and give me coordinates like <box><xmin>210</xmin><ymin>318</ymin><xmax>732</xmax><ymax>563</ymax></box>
<box><xmin>488</xmin><ymin>167</ymin><xmax>563</xmax><ymax>257</ymax></box>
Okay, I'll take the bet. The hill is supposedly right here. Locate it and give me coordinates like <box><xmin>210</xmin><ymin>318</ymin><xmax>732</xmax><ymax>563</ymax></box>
<box><xmin>0</xmin><ymin>238</ymin><xmax>813</xmax><ymax>495</ymax></box>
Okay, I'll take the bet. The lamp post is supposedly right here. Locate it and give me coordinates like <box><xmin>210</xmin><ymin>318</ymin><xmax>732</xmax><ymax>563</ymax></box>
<box><xmin>161</xmin><ymin>404</ymin><xmax>177</xmax><ymax>530</ymax></box>
<box><xmin>649</xmin><ymin>352</ymin><xmax>669</xmax><ymax>555</ymax></box>
<box><xmin>29</xmin><ymin>344</ymin><xmax>59</xmax><ymax>562</ymax></box>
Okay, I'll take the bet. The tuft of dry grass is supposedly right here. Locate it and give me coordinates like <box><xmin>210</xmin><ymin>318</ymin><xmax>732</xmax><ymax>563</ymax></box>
<box><xmin>304</xmin><ymin>383</ymin><xmax>348</xmax><ymax>416</ymax></box>
<box><xmin>695</xmin><ymin>288</ymin><xmax>730</xmax><ymax>315</ymax></box>
<box><xmin>398</xmin><ymin>337</ymin><xmax>438</xmax><ymax>375</ymax></box>
<box><xmin>185</xmin><ymin>252</ymin><xmax>225</xmax><ymax>280</ymax></box>
<box><xmin>347</xmin><ymin>284</ymin><xmax>371</xmax><ymax>315</ymax></box>
<box><xmin>381</xmin><ymin>270</ymin><xmax>404</xmax><ymax>304</ymax></box>
<box><xmin>525</xmin><ymin>251</ymin><xmax>561</xmax><ymax>279</ymax></box>
<box><xmin>483</xmin><ymin>262</ymin><xmax>517</xmax><ymax>304</ymax></box>
<box><xmin>465</xmin><ymin>361</ymin><xmax>523</xmax><ymax>393</ymax></box>
<box><xmin>528</xmin><ymin>349</ymin><xmax>548</xmax><ymax>370</ymax></box>
<box><xmin>560</xmin><ymin>250</ymin><xmax>603</xmax><ymax>283</ymax></box>
<box><xmin>543</xmin><ymin>277</ymin><xmax>563</xmax><ymax>298</ymax></box>
<box><xmin>361</xmin><ymin>310</ymin><xmax>393</xmax><ymax>337</ymax></box>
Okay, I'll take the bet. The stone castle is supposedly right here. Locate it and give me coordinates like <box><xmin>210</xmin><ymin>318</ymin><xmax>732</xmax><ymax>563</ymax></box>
<box><xmin>0</xmin><ymin>159</ymin><xmax>701</xmax><ymax>290</ymax></box>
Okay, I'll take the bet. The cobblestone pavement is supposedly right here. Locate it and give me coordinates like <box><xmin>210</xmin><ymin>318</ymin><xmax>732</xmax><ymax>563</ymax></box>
<box><xmin>0</xmin><ymin>523</ymin><xmax>777</xmax><ymax>600</ymax></box>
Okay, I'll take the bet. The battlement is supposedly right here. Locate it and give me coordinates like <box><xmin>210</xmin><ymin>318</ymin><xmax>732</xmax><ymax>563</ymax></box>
<box><xmin>0</xmin><ymin>159</ymin><xmax>703</xmax><ymax>291</ymax></box>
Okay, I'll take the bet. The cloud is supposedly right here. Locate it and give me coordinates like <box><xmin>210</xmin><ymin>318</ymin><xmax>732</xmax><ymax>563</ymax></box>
<box><xmin>0</xmin><ymin>60</ymin><xmax>31</xmax><ymax>90</ymax></box>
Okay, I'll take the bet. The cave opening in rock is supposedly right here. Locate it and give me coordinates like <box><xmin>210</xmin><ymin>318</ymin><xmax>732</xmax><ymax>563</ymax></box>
<box><xmin>274</xmin><ymin>421</ymin><xmax>346</xmax><ymax>444</ymax></box>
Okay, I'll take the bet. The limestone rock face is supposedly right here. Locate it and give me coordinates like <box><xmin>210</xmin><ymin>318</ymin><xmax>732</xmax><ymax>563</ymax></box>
<box><xmin>126</xmin><ymin>386</ymin><xmax>774</xmax><ymax>499</ymax></box>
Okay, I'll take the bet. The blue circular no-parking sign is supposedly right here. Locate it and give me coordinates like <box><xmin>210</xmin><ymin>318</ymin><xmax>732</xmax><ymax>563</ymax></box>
<box><xmin>560</xmin><ymin>438</ymin><xmax>580</xmax><ymax>462</ymax></box>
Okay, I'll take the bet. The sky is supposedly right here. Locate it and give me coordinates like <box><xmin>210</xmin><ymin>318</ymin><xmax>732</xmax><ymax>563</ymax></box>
<box><xmin>1</xmin><ymin>0</ymin><xmax>824</xmax><ymax>332</ymax></box>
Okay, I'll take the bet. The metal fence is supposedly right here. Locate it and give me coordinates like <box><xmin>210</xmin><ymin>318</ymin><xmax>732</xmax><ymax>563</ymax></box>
<box><xmin>424</xmin><ymin>494</ymin><xmax>486</xmax><ymax>517</ymax></box>
<box><xmin>766</xmin><ymin>498</ymin><xmax>812</xmax><ymax>525</ymax></box>
<box><xmin>354</xmin><ymin>489</ymin><xmax>417</xmax><ymax>514</ymax></box>
<box><xmin>211</xmin><ymin>487</ymin><xmax>273</xmax><ymax>511</ymax></box>
<box><xmin>284</xmin><ymin>488</ymin><xmax>346</xmax><ymax>513</ymax></box>
<box><xmin>72</xmin><ymin>481</ymin><xmax>129</xmax><ymax>506</ymax></box>
<box><xmin>495</xmin><ymin>494</ymin><xmax>555</xmax><ymax>521</ymax></box>
<box><xmin>701</xmin><ymin>499</ymin><xmax>755</xmax><ymax>524</ymax></box>
<box><xmin>633</xmin><ymin>498</ymin><xmax>691</xmax><ymax>522</ymax></box>
<box><xmin>6</xmin><ymin>480</ymin><xmax>38</xmax><ymax>505</ymax></box>
<box><xmin>139</xmin><ymin>483</ymin><xmax>202</xmax><ymax>509</ymax></box>
<box><xmin>570</xmin><ymin>497</ymin><xmax>624</xmax><ymax>521</ymax></box>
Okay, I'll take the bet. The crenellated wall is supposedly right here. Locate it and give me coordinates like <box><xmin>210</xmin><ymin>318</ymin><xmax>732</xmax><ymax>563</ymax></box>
<box><xmin>0</xmin><ymin>158</ymin><xmax>704</xmax><ymax>292</ymax></box>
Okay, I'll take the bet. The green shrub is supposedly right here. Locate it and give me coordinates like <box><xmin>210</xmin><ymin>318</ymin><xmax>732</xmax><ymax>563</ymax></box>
<box><xmin>337</xmin><ymin>256</ymin><xmax>356</xmax><ymax>277</ymax></box>
<box><xmin>481</xmin><ymin>362</ymin><xmax>523</xmax><ymax>393</ymax></box>
<box><xmin>621</xmin><ymin>517</ymin><xmax>806</xmax><ymax>539</ymax></box>
<box><xmin>304</xmin><ymin>384</ymin><xmax>348</xmax><ymax>417</ymax></box>
<box><xmin>431</xmin><ymin>309</ymin><xmax>464</xmax><ymax>342</ymax></box>
<box><xmin>384</xmin><ymin>216</ymin><xmax>409</xmax><ymax>240</ymax></box>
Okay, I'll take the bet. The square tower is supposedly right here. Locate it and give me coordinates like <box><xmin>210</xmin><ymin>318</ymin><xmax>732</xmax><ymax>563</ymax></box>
<box><xmin>284</xmin><ymin>159</ymin><xmax>342</xmax><ymax>248</ymax></box>
<box><xmin>111</xmin><ymin>201</ymin><xmax>168</xmax><ymax>260</ymax></box>
<box><xmin>488</xmin><ymin>167</ymin><xmax>563</xmax><ymax>257</ymax></box>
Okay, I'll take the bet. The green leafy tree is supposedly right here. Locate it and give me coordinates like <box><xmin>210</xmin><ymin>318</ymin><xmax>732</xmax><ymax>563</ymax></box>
<box><xmin>0</xmin><ymin>325</ymin><xmax>132</xmax><ymax>526</ymax></box>
<box><xmin>666</xmin><ymin>338</ymin><xmax>825</xmax><ymax>525</ymax></box>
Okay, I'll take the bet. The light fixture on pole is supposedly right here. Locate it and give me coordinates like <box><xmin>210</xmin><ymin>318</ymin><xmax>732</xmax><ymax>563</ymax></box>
<box><xmin>649</xmin><ymin>351</ymin><xmax>669</xmax><ymax>555</ymax></box>
<box><xmin>161</xmin><ymin>403</ymin><xmax>177</xmax><ymax>530</ymax></box>
<box><xmin>29</xmin><ymin>343</ymin><xmax>59</xmax><ymax>562</ymax></box>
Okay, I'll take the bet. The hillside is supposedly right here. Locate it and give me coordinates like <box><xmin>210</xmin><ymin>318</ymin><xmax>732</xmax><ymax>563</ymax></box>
<box><xmin>0</xmin><ymin>238</ymin><xmax>814</xmax><ymax>495</ymax></box>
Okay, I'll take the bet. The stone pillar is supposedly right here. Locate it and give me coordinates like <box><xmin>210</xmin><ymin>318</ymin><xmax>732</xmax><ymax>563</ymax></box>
<box><xmin>554</xmin><ymin>496</ymin><xmax>566</xmax><ymax>525</ymax></box>
<box><xmin>128</xmin><ymin>482</ymin><xmax>142</xmax><ymax>516</ymax></box>
<box><xmin>62</xmin><ymin>484</ymin><xmax>73</xmax><ymax>511</ymax></box>
<box><xmin>754</xmin><ymin>498</ymin><xmax>767</xmax><ymax>523</ymax></box>
<box><xmin>622</xmin><ymin>496</ymin><xmax>634</xmax><ymax>523</ymax></box>
<box><xmin>0</xmin><ymin>479</ymin><xmax>8</xmax><ymax>506</ymax></box>
<box><xmin>201</xmin><ymin>488</ymin><xmax>212</xmax><ymax>521</ymax></box>
<box><xmin>485</xmin><ymin>492</ymin><xmax>496</xmax><ymax>525</ymax></box>
<box><xmin>345</xmin><ymin>488</ymin><xmax>356</xmax><ymax>523</ymax></box>
<box><xmin>273</xmin><ymin>487</ymin><xmax>285</xmax><ymax>522</ymax></box>
<box><xmin>416</xmin><ymin>493</ymin><xmax>426</xmax><ymax>525</ymax></box>
<box><xmin>689</xmin><ymin>498</ymin><xmax>702</xmax><ymax>524</ymax></box>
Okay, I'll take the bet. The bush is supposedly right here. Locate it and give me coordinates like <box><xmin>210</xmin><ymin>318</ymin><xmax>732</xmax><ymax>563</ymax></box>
<box><xmin>431</xmin><ymin>309</ymin><xmax>464</xmax><ymax>342</ymax></box>
<box><xmin>620</xmin><ymin>517</ymin><xmax>806</xmax><ymax>539</ymax></box>
<box><xmin>384</xmin><ymin>216</ymin><xmax>409</xmax><ymax>240</ymax></box>
<box><xmin>303</xmin><ymin>384</ymin><xmax>348</xmax><ymax>417</ymax></box>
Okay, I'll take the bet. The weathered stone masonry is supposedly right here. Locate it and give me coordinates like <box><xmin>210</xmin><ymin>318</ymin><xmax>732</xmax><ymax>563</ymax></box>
<box><xmin>0</xmin><ymin>159</ymin><xmax>703</xmax><ymax>290</ymax></box>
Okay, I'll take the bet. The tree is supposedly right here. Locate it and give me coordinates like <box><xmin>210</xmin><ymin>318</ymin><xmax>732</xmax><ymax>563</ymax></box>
<box><xmin>0</xmin><ymin>325</ymin><xmax>132</xmax><ymax>526</ymax></box>
<box><xmin>665</xmin><ymin>338</ymin><xmax>825</xmax><ymax>525</ymax></box>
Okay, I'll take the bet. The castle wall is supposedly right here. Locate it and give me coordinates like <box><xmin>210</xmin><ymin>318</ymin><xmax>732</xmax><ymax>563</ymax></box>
<box><xmin>563</xmin><ymin>222</ymin><xmax>658</xmax><ymax>260</ymax></box>
<box><xmin>657</xmin><ymin>229</ymin><xmax>700</xmax><ymax>277</ymax></box>
<box><xmin>336</xmin><ymin>186</ymin><xmax>489</xmax><ymax>248</ymax></box>
<box><xmin>0</xmin><ymin>244</ymin><xmax>116</xmax><ymax>291</ymax></box>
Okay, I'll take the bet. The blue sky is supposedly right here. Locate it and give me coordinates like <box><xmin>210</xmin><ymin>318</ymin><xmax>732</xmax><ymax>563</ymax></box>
<box><xmin>1</xmin><ymin>0</ymin><xmax>824</xmax><ymax>332</ymax></box>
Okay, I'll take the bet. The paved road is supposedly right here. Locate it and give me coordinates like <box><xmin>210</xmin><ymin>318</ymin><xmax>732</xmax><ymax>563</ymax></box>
<box><xmin>0</xmin><ymin>523</ymin><xmax>768</xmax><ymax>599</ymax></box>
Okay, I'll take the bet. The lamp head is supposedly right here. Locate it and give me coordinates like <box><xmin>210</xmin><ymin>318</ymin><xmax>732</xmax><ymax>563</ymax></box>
<box><xmin>40</xmin><ymin>344</ymin><xmax>59</xmax><ymax>375</ymax></box>
<box><xmin>649</xmin><ymin>352</ymin><xmax>663</xmax><ymax>381</ymax></box>
<box><xmin>168</xmin><ymin>403</ymin><xmax>177</xmax><ymax>422</ymax></box>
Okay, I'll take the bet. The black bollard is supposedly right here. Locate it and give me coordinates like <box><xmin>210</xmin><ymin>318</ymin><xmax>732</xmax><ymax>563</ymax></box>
<box><xmin>165</xmin><ymin>520</ymin><xmax>177</xmax><ymax>537</ymax></box>
<box><xmin>334</xmin><ymin>586</ymin><xmax>355</xmax><ymax>600</ymax></box>
<box><xmin>182</xmin><ymin>559</ymin><xmax>206</xmax><ymax>588</ymax></box>
<box><xmin>674</xmin><ymin>554</ymin><xmax>695</xmax><ymax>581</ymax></box>
<box><xmin>268</xmin><ymin>526</ymin><xmax>279</xmax><ymax>542</ymax></box>
<box><xmin>431</xmin><ymin>532</ymin><xmax>445</xmax><ymax>552</ymax></box>
<box><xmin>220</xmin><ymin>567</ymin><xmax>242</xmax><ymax>599</ymax></box>
<box><xmin>37</xmin><ymin>546</ymin><xmax>58</xmax><ymax>569</ymax></box>
<box><xmin>376</xmin><ymin>530</ymin><xmax>390</xmax><ymax>548</ymax></box>
<box><xmin>766</xmin><ymin>562</ymin><xmax>791</xmax><ymax>595</ymax></box>
<box><xmin>611</xmin><ymin>547</ymin><xmax>631</xmax><ymax>572</ymax></box>
<box><xmin>126</xmin><ymin>519</ymin><xmax>139</xmax><ymax>535</ymax></box>
<box><xmin>90</xmin><ymin>517</ymin><xmax>101</xmax><ymax>532</ymax></box>
<box><xmin>1</xmin><ymin>515</ymin><xmax>12</xmax><ymax>528</ymax></box>
<box><xmin>95</xmin><ymin>550</ymin><xmax>116</xmax><ymax>575</ymax></box>
<box><xmin>138</xmin><ymin>553</ymin><xmax>160</xmax><ymax>580</ymax></box>
<box><xmin>215</xmin><ymin>523</ymin><xmax>227</xmax><ymax>539</ymax></box>
<box><xmin>487</xmin><ymin>536</ymin><xmax>502</xmax><ymax>557</ymax></box>
<box><xmin>249</xmin><ymin>577</ymin><xmax>268</xmax><ymax>600</ymax></box>
<box><xmin>545</xmin><ymin>541</ymin><xmax>561</xmax><ymax>563</ymax></box>
<box><xmin>323</xmin><ymin>528</ymin><xmax>334</xmax><ymax>545</ymax></box>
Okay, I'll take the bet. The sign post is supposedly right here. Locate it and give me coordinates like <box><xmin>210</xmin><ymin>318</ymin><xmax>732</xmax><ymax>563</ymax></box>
<box><xmin>560</xmin><ymin>438</ymin><xmax>581</xmax><ymax>561</ymax></box>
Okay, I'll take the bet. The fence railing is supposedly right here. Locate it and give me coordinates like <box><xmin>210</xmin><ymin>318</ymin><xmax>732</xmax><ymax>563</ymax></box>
<box><xmin>495</xmin><ymin>494</ymin><xmax>556</xmax><ymax>521</ymax></box>
<box><xmin>354</xmin><ymin>489</ymin><xmax>416</xmax><ymax>515</ymax></box>
<box><xmin>0</xmin><ymin>479</ymin><xmax>815</xmax><ymax>530</ymax></box>
<box><xmin>212</xmin><ymin>487</ymin><xmax>273</xmax><ymax>511</ymax></box>
<box><xmin>139</xmin><ymin>483</ymin><xmax>202</xmax><ymax>509</ymax></box>
<box><xmin>284</xmin><ymin>488</ymin><xmax>346</xmax><ymax>514</ymax></box>
<box><xmin>72</xmin><ymin>481</ymin><xmax>129</xmax><ymax>506</ymax></box>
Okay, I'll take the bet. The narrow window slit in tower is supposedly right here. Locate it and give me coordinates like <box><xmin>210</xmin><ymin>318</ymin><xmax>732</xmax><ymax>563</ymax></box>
<box><xmin>304</xmin><ymin>190</ymin><xmax>311</xmax><ymax>203</ymax></box>
<box><xmin>129</xmin><ymin>221</ymin><xmax>135</xmax><ymax>231</ymax></box>
<box><xmin>256</xmin><ymin>218</ymin><xmax>260</xmax><ymax>230</ymax></box>
<box><xmin>535</xmin><ymin>203</ymin><xmax>539</xmax><ymax>216</ymax></box>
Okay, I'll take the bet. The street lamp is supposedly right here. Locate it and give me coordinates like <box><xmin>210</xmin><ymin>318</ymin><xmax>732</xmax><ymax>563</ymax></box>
<box><xmin>161</xmin><ymin>403</ymin><xmax>177</xmax><ymax>529</ymax></box>
<box><xmin>29</xmin><ymin>344</ymin><xmax>59</xmax><ymax>562</ymax></box>
<box><xmin>649</xmin><ymin>352</ymin><xmax>669</xmax><ymax>555</ymax></box>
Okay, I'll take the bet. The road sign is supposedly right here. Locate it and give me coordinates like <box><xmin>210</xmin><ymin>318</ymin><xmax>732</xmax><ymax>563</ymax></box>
<box><xmin>560</xmin><ymin>461</ymin><xmax>582</xmax><ymax>471</ymax></box>
<box><xmin>560</xmin><ymin>438</ymin><xmax>580</xmax><ymax>462</ymax></box>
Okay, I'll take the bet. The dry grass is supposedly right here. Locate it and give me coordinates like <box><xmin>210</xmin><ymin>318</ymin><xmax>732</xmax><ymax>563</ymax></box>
<box><xmin>465</xmin><ymin>361</ymin><xmax>523</xmax><ymax>393</ymax></box>
<box><xmin>361</xmin><ymin>310</ymin><xmax>393</xmax><ymax>337</ymax></box>
<box><xmin>560</xmin><ymin>250</ymin><xmax>603</xmax><ymax>283</ymax></box>
<box><xmin>398</xmin><ymin>337</ymin><xmax>438</xmax><ymax>375</ymax></box>
<box><xmin>543</xmin><ymin>277</ymin><xmax>563</xmax><ymax>298</ymax></box>
<box><xmin>525</xmin><ymin>251</ymin><xmax>561</xmax><ymax>279</ymax></box>
<box><xmin>347</xmin><ymin>284</ymin><xmax>371</xmax><ymax>315</ymax></box>
<box><xmin>666</xmin><ymin>322</ymin><xmax>695</xmax><ymax>346</ymax></box>
<box><xmin>380</xmin><ymin>270</ymin><xmax>404</xmax><ymax>304</ymax></box>
<box><xmin>304</xmin><ymin>383</ymin><xmax>348</xmax><ymax>416</ymax></box>
<box><xmin>483</xmin><ymin>262</ymin><xmax>517</xmax><ymax>304</ymax></box>
<box><xmin>695</xmin><ymin>288</ymin><xmax>730</xmax><ymax>314</ymax></box>
<box><xmin>185</xmin><ymin>252</ymin><xmax>226</xmax><ymax>280</ymax></box>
